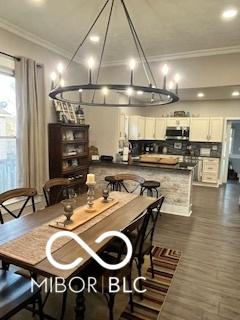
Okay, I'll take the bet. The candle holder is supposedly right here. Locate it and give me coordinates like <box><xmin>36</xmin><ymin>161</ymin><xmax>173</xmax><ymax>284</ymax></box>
<box><xmin>85</xmin><ymin>182</ymin><xmax>96</xmax><ymax>212</ymax></box>
<box><xmin>61</xmin><ymin>199</ymin><xmax>76</xmax><ymax>225</ymax></box>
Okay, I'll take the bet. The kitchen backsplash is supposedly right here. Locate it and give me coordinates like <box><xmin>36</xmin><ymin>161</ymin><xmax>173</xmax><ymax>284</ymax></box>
<box><xmin>130</xmin><ymin>140</ymin><xmax>222</xmax><ymax>158</ymax></box>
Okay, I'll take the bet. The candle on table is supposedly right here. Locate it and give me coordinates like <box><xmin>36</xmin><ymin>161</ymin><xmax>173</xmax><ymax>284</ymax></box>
<box><xmin>86</xmin><ymin>173</ymin><xmax>96</xmax><ymax>184</ymax></box>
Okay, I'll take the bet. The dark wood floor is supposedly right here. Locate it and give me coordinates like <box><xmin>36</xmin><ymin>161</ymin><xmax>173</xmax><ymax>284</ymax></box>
<box><xmin>156</xmin><ymin>183</ymin><xmax>240</xmax><ymax>320</ymax></box>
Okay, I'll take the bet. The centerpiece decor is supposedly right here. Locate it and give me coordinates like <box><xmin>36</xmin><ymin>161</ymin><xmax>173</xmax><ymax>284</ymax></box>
<box><xmin>85</xmin><ymin>174</ymin><xmax>96</xmax><ymax>213</ymax></box>
<box><xmin>49</xmin><ymin>0</ymin><xmax>180</xmax><ymax>107</ymax></box>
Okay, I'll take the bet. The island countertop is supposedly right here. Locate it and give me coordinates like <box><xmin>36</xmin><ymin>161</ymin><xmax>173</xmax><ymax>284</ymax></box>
<box><xmin>91</xmin><ymin>160</ymin><xmax>196</xmax><ymax>172</ymax></box>
<box><xmin>90</xmin><ymin>160</ymin><xmax>195</xmax><ymax>217</ymax></box>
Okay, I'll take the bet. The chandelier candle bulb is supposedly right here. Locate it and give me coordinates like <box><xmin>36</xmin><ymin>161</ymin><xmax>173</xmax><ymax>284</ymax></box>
<box><xmin>168</xmin><ymin>81</ymin><xmax>174</xmax><ymax>91</ymax></box>
<box><xmin>129</xmin><ymin>59</ymin><xmax>136</xmax><ymax>85</ymax></box>
<box><xmin>79</xmin><ymin>89</ymin><xmax>83</xmax><ymax>103</ymax></box>
<box><xmin>87</xmin><ymin>57</ymin><xmax>95</xmax><ymax>84</ymax></box>
<box><xmin>57</xmin><ymin>63</ymin><xmax>64</xmax><ymax>74</ymax></box>
<box><xmin>174</xmin><ymin>74</ymin><xmax>180</xmax><ymax>95</ymax></box>
<box><xmin>50</xmin><ymin>72</ymin><xmax>57</xmax><ymax>89</ymax></box>
<box><xmin>162</xmin><ymin>64</ymin><xmax>169</xmax><ymax>90</ymax></box>
<box><xmin>102</xmin><ymin>87</ymin><xmax>108</xmax><ymax>104</ymax></box>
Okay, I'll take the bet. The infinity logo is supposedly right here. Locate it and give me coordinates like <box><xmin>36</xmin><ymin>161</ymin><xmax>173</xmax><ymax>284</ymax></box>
<box><xmin>46</xmin><ymin>231</ymin><xmax>132</xmax><ymax>271</ymax></box>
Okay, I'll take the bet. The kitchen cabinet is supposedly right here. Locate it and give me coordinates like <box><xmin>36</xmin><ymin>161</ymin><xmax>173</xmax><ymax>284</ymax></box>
<box><xmin>145</xmin><ymin>118</ymin><xmax>156</xmax><ymax>139</ymax></box>
<box><xmin>166</xmin><ymin>118</ymin><xmax>190</xmax><ymax>127</ymax></box>
<box><xmin>119</xmin><ymin>114</ymin><xmax>128</xmax><ymax>140</ymax></box>
<box><xmin>155</xmin><ymin>118</ymin><xmax>166</xmax><ymax>140</ymax></box>
<box><xmin>128</xmin><ymin>116</ymin><xmax>145</xmax><ymax>140</ymax></box>
<box><xmin>190</xmin><ymin>118</ymin><xmax>223</xmax><ymax>142</ymax></box>
<box><xmin>201</xmin><ymin>158</ymin><xmax>219</xmax><ymax>184</ymax></box>
<box><xmin>209</xmin><ymin>118</ymin><xmax>223</xmax><ymax>142</ymax></box>
<box><xmin>190</xmin><ymin>118</ymin><xmax>209</xmax><ymax>142</ymax></box>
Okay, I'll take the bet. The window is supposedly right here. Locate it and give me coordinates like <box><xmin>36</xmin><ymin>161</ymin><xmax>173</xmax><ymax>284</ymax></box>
<box><xmin>0</xmin><ymin>71</ymin><xmax>17</xmax><ymax>193</ymax></box>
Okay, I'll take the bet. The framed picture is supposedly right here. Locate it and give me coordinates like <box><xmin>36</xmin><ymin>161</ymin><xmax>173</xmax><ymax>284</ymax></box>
<box><xmin>53</xmin><ymin>100</ymin><xmax>77</xmax><ymax>124</ymax></box>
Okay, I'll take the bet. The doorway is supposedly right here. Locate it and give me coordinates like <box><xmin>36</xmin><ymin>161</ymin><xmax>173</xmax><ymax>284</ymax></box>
<box><xmin>222</xmin><ymin>119</ymin><xmax>240</xmax><ymax>184</ymax></box>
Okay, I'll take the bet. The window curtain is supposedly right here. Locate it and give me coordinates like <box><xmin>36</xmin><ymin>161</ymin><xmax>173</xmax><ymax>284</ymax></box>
<box><xmin>15</xmin><ymin>58</ymin><xmax>47</xmax><ymax>193</ymax></box>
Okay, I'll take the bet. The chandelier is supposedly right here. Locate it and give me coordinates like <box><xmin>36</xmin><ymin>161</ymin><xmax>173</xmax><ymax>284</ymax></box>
<box><xmin>49</xmin><ymin>0</ymin><xmax>180</xmax><ymax>107</ymax></box>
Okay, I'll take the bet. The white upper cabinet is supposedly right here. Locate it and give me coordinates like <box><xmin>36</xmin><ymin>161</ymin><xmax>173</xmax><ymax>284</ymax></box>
<box><xmin>190</xmin><ymin>118</ymin><xmax>209</xmax><ymax>142</ymax></box>
<box><xmin>166</xmin><ymin>118</ymin><xmax>190</xmax><ymax>127</ymax></box>
<box><xmin>190</xmin><ymin>118</ymin><xmax>223</xmax><ymax>142</ymax></box>
<box><xmin>209</xmin><ymin>118</ymin><xmax>224</xmax><ymax>142</ymax></box>
<box><xmin>145</xmin><ymin>118</ymin><xmax>156</xmax><ymax>139</ymax></box>
<box><xmin>128</xmin><ymin>116</ymin><xmax>145</xmax><ymax>140</ymax></box>
<box><xmin>119</xmin><ymin>114</ymin><xmax>128</xmax><ymax>140</ymax></box>
<box><xmin>155</xmin><ymin>118</ymin><xmax>166</xmax><ymax>140</ymax></box>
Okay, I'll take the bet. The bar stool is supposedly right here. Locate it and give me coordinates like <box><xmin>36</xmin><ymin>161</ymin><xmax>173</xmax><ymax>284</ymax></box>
<box><xmin>140</xmin><ymin>180</ymin><xmax>160</xmax><ymax>198</ymax></box>
<box><xmin>105</xmin><ymin>176</ymin><xmax>123</xmax><ymax>191</ymax></box>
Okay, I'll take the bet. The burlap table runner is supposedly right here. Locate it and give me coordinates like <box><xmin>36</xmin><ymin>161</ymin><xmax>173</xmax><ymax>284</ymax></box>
<box><xmin>0</xmin><ymin>192</ymin><xmax>137</xmax><ymax>266</ymax></box>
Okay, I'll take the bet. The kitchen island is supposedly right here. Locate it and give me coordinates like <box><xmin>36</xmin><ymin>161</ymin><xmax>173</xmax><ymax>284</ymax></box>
<box><xmin>90</xmin><ymin>161</ymin><xmax>195</xmax><ymax>217</ymax></box>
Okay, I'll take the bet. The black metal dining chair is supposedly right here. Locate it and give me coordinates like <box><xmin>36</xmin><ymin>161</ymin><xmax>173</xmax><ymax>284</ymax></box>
<box><xmin>104</xmin><ymin>195</ymin><xmax>165</xmax><ymax>299</ymax></box>
<box><xmin>92</xmin><ymin>210</ymin><xmax>150</xmax><ymax>320</ymax></box>
<box><xmin>0</xmin><ymin>270</ymin><xmax>44</xmax><ymax>320</ymax></box>
<box><xmin>0</xmin><ymin>188</ymin><xmax>37</xmax><ymax>224</ymax></box>
<box><xmin>60</xmin><ymin>210</ymin><xmax>150</xmax><ymax>320</ymax></box>
<box><xmin>114</xmin><ymin>174</ymin><xmax>145</xmax><ymax>193</ymax></box>
<box><xmin>43</xmin><ymin>178</ymin><xmax>70</xmax><ymax>207</ymax></box>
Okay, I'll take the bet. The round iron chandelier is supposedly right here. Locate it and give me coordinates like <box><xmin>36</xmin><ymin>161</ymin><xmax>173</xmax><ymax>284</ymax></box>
<box><xmin>49</xmin><ymin>0</ymin><xmax>180</xmax><ymax>107</ymax></box>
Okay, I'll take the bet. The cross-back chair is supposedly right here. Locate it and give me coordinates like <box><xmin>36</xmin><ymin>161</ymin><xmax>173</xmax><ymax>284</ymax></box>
<box><xmin>114</xmin><ymin>174</ymin><xmax>145</xmax><ymax>193</ymax></box>
<box><xmin>43</xmin><ymin>178</ymin><xmax>70</xmax><ymax>207</ymax></box>
<box><xmin>0</xmin><ymin>188</ymin><xmax>37</xmax><ymax>224</ymax></box>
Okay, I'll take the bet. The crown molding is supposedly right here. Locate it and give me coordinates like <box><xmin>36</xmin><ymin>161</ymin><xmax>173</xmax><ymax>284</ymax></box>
<box><xmin>1</xmin><ymin>17</ymin><xmax>240</xmax><ymax>68</ymax></box>
<box><xmin>0</xmin><ymin>17</ymin><xmax>83</xmax><ymax>63</ymax></box>
<box><xmin>102</xmin><ymin>45</ymin><xmax>240</xmax><ymax>67</ymax></box>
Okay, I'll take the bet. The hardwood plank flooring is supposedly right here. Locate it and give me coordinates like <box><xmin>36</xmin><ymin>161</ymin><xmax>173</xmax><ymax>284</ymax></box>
<box><xmin>156</xmin><ymin>183</ymin><xmax>240</xmax><ymax>320</ymax></box>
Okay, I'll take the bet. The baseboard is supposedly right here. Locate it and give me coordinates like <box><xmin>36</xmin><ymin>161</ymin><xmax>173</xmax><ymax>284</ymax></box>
<box><xmin>161</xmin><ymin>203</ymin><xmax>192</xmax><ymax>217</ymax></box>
<box><xmin>193</xmin><ymin>181</ymin><xmax>219</xmax><ymax>188</ymax></box>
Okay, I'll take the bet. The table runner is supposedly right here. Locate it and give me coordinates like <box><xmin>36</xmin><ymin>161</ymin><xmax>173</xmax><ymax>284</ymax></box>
<box><xmin>0</xmin><ymin>192</ymin><xmax>137</xmax><ymax>266</ymax></box>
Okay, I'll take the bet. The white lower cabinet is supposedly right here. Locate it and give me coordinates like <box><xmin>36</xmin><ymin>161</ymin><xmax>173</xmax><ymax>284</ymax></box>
<box><xmin>201</xmin><ymin>158</ymin><xmax>219</xmax><ymax>184</ymax></box>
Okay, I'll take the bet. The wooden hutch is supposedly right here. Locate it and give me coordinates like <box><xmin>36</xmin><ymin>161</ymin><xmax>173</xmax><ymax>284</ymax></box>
<box><xmin>48</xmin><ymin>123</ymin><xmax>89</xmax><ymax>197</ymax></box>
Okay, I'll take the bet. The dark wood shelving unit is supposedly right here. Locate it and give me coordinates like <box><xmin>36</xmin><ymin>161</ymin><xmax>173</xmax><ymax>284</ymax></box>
<box><xmin>48</xmin><ymin>123</ymin><xmax>90</xmax><ymax>197</ymax></box>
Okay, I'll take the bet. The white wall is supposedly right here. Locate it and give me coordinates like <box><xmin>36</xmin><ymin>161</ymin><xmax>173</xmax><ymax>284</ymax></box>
<box><xmin>0</xmin><ymin>27</ymin><xmax>88</xmax><ymax>178</ymax></box>
<box><xmin>102</xmin><ymin>52</ymin><xmax>240</xmax><ymax>89</ymax></box>
<box><xmin>0</xmin><ymin>27</ymin><xmax>87</xmax><ymax>123</ymax></box>
<box><xmin>143</xmin><ymin>100</ymin><xmax>240</xmax><ymax>118</ymax></box>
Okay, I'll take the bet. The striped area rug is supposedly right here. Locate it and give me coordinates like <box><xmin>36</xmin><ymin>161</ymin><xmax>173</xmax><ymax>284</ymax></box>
<box><xmin>119</xmin><ymin>247</ymin><xmax>181</xmax><ymax>320</ymax></box>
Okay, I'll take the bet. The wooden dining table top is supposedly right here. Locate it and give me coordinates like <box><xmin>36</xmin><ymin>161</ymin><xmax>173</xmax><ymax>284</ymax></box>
<box><xmin>0</xmin><ymin>192</ymin><xmax>155</xmax><ymax>281</ymax></box>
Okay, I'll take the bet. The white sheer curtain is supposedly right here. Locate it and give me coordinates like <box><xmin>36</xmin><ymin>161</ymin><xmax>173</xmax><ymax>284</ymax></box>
<box><xmin>15</xmin><ymin>58</ymin><xmax>47</xmax><ymax>193</ymax></box>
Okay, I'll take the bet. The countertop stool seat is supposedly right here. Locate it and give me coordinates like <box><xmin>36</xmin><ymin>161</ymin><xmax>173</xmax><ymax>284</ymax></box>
<box><xmin>105</xmin><ymin>176</ymin><xmax>123</xmax><ymax>191</ymax></box>
<box><xmin>140</xmin><ymin>180</ymin><xmax>160</xmax><ymax>198</ymax></box>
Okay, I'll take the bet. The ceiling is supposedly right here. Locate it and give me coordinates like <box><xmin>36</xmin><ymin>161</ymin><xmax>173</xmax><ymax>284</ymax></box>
<box><xmin>0</xmin><ymin>0</ymin><xmax>240</xmax><ymax>64</ymax></box>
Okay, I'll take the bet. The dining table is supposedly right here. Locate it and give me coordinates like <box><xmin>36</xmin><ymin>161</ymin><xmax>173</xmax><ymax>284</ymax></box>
<box><xmin>0</xmin><ymin>191</ymin><xmax>155</xmax><ymax>320</ymax></box>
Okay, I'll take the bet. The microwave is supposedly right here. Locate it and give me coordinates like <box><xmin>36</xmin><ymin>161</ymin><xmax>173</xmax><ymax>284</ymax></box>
<box><xmin>165</xmin><ymin>127</ymin><xmax>189</xmax><ymax>140</ymax></box>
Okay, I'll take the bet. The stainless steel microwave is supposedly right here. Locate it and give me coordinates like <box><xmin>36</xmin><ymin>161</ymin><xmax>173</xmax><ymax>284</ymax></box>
<box><xmin>165</xmin><ymin>127</ymin><xmax>189</xmax><ymax>140</ymax></box>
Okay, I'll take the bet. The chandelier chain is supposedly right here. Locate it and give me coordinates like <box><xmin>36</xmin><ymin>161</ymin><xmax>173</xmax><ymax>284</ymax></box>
<box><xmin>121</xmin><ymin>0</ymin><xmax>158</xmax><ymax>88</ymax></box>
<box><xmin>63</xmin><ymin>0</ymin><xmax>110</xmax><ymax>81</ymax></box>
<box><xmin>92</xmin><ymin>0</ymin><xmax>115</xmax><ymax>103</ymax></box>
